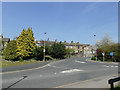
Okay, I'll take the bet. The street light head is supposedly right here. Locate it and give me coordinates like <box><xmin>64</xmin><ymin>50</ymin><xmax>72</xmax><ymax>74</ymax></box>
<box><xmin>94</xmin><ymin>35</ymin><xmax>96</xmax><ymax>37</ymax></box>
<box><xmin>44</xmin><ymin>32</ymin><xmax>47</xmax><ymax>34</ymax></box>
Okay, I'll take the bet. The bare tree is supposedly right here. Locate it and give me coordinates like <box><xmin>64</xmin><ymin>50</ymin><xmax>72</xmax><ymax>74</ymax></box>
<box><xmin>95</xmin><ymin>33</ymin><xmax>115</xmax><ymax>48</ymax></box>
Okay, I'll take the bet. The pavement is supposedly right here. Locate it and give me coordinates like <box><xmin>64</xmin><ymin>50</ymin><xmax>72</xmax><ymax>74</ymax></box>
<box><xmin>58</xmin><ymin>74</ymin><xmax>118</xmax><ymax>88</ymax></box>
<box><xmin>2</xmin><ymin>56</ymin><xmax>118</xmax><ymax>89</ymax></box>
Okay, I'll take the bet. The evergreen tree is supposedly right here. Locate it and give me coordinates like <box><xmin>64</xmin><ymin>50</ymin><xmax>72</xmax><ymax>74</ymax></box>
<box><xmin>3</xmin><ymin>40</ymin><xmax>17</xmax><ymax>60</ymax></box>
<box><xmin>33</xmin><ymin>46</ymin><xmax>44</xmax><ymax>60</ymax></box>
<box><xmin>51</xmin><ymin>42</ymin><xmax>66</xmax><ymax>59</ymax></box>
<box><xmin>17</xmin><ymin>27</ymin><xmax>35</xmax><ymax>59</ymax></box>
<box><xmin>45</xmin><ymin>45</ymin><xmax>51</xmax><ymax>55</ymax></box>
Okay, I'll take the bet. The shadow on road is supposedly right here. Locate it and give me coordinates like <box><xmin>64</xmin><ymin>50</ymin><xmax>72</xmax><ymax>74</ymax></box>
<box><xmin>3</xmin><ymin>76</ymin><xmax>27</xmax><ymax>90</ymax></box>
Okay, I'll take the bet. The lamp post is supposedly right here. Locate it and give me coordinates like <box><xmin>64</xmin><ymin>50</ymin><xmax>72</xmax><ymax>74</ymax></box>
<box><xmin>94</xmin><ymin>35</ymin><xmax>97</xmax><ymax>61</ymax></box>
<box><xmin>43</xmin><ymin>32</ymin><xmax>46</xmax><ymax>61</ymax></box>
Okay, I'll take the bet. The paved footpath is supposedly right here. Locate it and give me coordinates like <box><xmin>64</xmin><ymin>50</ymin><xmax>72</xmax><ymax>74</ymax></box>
<box><xmin>59</xmin><ymin>75</ymin><xmax>118</xmax><ymax>88</ymax></box>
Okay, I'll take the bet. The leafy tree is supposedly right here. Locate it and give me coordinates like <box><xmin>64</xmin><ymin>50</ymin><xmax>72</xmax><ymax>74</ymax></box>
<box><xmin>96</xmin><ymin>49</ymin><xmax>103</xmax><ymax>61</ymax></box>
<box><xmin>97</xmin><ymin>43</ymin><xmax>120</xmax><ymax>62</ymax></box>
<box><xmin>3</xmin><ymin>40</ymin><xmax>17</xmax><ymax>60</ymax></box>
<box><xmin>17</xmin><ymin>27</ymin><xmax>35</xmax><ymax>59</ymax></box>
<box><xmin>33</xmin><ymin>46</ymin><xmax>44</xmax><ymax>60</ymax></box>
<box><xmin>45</xmin><ymin>45</ymin><xmax>51</xmax><ymax>55</ymax></box>
<box><xmin>51</xmin><ymin>42</ymin><xmax>66</xmax><ymax>59</ymax></box>
<box><xmin>65</xmin><ymin>48</ymin><xmax>75</xmax><ymax>58</ymax></box>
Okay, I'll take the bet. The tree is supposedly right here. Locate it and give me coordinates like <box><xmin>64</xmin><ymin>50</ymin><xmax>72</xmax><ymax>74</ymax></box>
<box><xmin>51</xmin><ymin>42</ymin><xmax>66</xmax><ymax>59</ymax></box>
<box><xmin>3</xmin><ymin>40</ymin><xmax>17</xmax><ymax>60</ymax></box>
<box><xmin>17</xmin><ymin>27</ymin><xmax>35</xmax><ymax>59</ymax></box>
<box><xmin>45</xmin><ymin>45</ymin><xmax>51</xmax><ymax>55</ymax></box>
<box><xmin>33</xmin><ymin>46</ymin><xmax>44</xmax><ymax>60</ymax></box>
<box><xmin>65</xmin><ymin>48</ymin><xmax>75</xmax><ymax>58</ymax></box>
<box><xmin>95</xmin><ymin>33</ymin><xmax>114</xmax><ymax>48</ymax></box>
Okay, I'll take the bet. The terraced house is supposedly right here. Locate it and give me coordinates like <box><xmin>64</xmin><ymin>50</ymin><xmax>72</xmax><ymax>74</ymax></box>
<box><xmin>35</xmin><ymin>38</ymin><xmax>91</xmax><ymax>57</ymax></box>
<box><xmin>0</xmin><ymin>35</ymin><xmax>10</xmax><ymax>50</ymax></box>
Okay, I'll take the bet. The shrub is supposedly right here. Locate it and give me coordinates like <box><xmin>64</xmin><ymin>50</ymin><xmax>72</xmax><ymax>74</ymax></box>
<box><xmin>91</xmin><ymin>57</ymin><xmax>96</xmax><ymax>60</ymax></box>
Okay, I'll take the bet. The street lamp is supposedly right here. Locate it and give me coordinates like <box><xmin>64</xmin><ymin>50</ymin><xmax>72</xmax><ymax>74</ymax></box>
<box><xmin>43</xmin><ymin>32</ymin><xmax>46</xmax><ymax>61</ymax></box>
<box><xmin>94</xmin><ymin>35</ymin><xmax>97</xmax><ymax>61</ymax></box>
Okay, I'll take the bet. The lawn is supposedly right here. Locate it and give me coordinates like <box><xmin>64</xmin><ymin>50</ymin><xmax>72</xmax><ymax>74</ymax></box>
<box><xmin>0</xmin><ymin>59</ymin><xmax>44</xmax><ymax>68</ymax></box>
<box><xmin>114</xmin><ymin>85</ymin><xmax>120</xmax><ymax>90</ymax></box>
<box><xmin>0</xmin><ymin>55</ymin><xmax>57</xmax><ymax>68</ymax></box>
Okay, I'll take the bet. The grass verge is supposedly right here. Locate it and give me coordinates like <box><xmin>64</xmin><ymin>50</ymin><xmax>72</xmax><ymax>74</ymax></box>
<box><xmin>0</xmin><ymin>55</ymin><xmax>56</xmax><ymax>68</ymax></box>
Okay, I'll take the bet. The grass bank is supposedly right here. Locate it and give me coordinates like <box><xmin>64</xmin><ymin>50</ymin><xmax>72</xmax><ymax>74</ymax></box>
<box><xmin>0</xmin><ymin>55</ymin><xmax>57</xmax><ymax>68</ymax></box>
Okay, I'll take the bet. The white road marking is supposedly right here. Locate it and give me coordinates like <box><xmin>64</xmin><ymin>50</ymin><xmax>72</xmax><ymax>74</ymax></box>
<box><xmin>40</xmin><ymin>75</ymin><xmax>42</xmax><ymax>77</ymax></box>
<box><xmin>47</xmin><ymin>64</ymin><xmax>51</xmax><ymax>66</ymax></box>
<box><xmin>103</xmin><ymin>65</ymin><xmax>118</xmax><ymax>68</ymax></box>
<box><xmin>75</xmin><ymin>60</ymin><xmax>86</xmax><ymax>64</ymax></box>
<box><xmin>60</xmin><ymin>69</ymin><xmax>84</xmax><ymax>74</ymax></box>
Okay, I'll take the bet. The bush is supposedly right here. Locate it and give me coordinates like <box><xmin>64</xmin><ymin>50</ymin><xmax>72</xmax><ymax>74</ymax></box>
<box><xmin>91</xmin><ymin>57</ymin><xmax>96</xmax><ymax>60</ymax></box>
<box><xmin>45</xmin><ymin>55</ymin><xmax>56</xmax><ymax>60</ymax></box>
<box><xmin>19</xmin><ymin>58</ymin><xmax>24</xmax><ymax>62</ymax></box>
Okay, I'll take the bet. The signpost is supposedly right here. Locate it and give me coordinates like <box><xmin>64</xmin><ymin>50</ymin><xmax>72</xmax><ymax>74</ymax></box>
<box><xmin>102</xmin><ymin>53</ymin><xmax>104</xmax><ymax>62</ymax></box>
<box><xmin>110</xmin><ymin>52</ymin><xmax>114</xmax><ymax>62</ymax></box>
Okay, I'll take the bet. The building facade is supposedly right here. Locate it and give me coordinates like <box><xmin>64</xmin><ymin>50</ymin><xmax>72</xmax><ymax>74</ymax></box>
<box><xmin>0</xmin><ymin>35</ymin><xmax>10</xmax><ymax>49</ymax></box>
<box><xmin>35</xmin><ymin>38</ymin><xmax>91</xmax><ymax>57</ymax></box>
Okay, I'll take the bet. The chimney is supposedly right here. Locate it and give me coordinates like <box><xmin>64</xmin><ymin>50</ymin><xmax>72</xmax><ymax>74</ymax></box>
<box><xmin>55</xmin><ymin>39</ymin><xmax>57</xmax><ymax>43</ymax></box>
<box><xmin>47</xmin><ymin>38</ymin><xmax>49</xmax><ymax>42</ymax></box>
<box><xmin>77</xmin><ymin>41</ymin><xmax>79</xmax><ymax>44</ymax></box>
<box><xmin>64</xmin><ymin>41</ymin><xmax>66</xmax><ymax>43</ymax></box>
<box><xmin>71</xmin><ymin>41</ymin><xmax>73</xmax><ymax>43</ymax></box>
<box><xmin>0</xmin><ymin>35</ymin><xmax>3</xmax><ymax>39</ymax></box>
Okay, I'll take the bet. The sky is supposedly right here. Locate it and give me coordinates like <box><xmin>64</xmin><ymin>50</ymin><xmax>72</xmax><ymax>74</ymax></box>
<box><xmin>2</xmin><ymin>2</ymin><xmax>118</xmax><ymax>45</ymax></box>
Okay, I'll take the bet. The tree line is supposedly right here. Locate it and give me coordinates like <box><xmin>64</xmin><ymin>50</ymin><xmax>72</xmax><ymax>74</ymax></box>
<box><xmin>2</xmin><ymin>27</ymin><xmax>75</xmax><ymax>61</ymax></box>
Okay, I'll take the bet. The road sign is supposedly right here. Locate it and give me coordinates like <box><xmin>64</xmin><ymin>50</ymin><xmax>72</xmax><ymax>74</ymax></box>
<box><xmin>43</xmin><ymin>49</ymin><xmax>45</xmax><ymax>52</ymax></box>
<box><xmin>110</xmin><ymin>52</ymin><xmax>113</xmax><ymax>56</ymax></box>
<box><xmin>102</xmin><ymin>53</ymin><xmax>104</xmax><ymax>56</ymax></box>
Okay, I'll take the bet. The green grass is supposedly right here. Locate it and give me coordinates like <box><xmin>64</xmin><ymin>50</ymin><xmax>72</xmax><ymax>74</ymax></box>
<box><xmin>114</xmin><ymin>85</ymin><xmax>120</xmax><ymax>90</ymax></box>
<box><xmin>0</xmin><ymin>59</ymin><xmax>44</xmax><ymax>68</ymax></box>
<box><xmin>0</xmin><ymin>54</ymin><xmax>58</xmax><ymax>68</ymax></box>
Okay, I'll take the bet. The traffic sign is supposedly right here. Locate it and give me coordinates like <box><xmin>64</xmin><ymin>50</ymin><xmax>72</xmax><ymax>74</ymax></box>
<box><xmin>102</xmin><ymin>53</ymin><xmax>104</xmax><ymax>56</ymax></box>
<box><xmin>110</xmin><ymin>52</ymin><xmax>113</xmax><ymax>56</ymax></box>
<box><xmin>43</xmin><ymin>49</ymin><xmax>45</xmax><ymax>52</ymax></box>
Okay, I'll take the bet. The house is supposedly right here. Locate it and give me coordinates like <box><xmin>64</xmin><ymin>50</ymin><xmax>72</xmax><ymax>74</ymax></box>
<box><xmin>0</xmin><ymin>35</ymin><xmax>10</xmax><ymax>48</ymax></box>
<box><xmin>35</xmin><ymin>38</ymin><xmax>91</xmax><ymax>57</ymax></box>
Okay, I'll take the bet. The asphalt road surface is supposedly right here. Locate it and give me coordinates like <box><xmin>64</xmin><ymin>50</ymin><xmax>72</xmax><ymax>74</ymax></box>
<box><xmin>2</xmin><ymin>57</ymin><xmax>118</xmax><ymax>89</ymax></box>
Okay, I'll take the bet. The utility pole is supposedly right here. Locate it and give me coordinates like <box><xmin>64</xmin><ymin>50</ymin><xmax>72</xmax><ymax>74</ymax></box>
<box><xmin>43</xmin><ymin>32</ymin><xmax>46</xmax><ymax>61</ymax></box>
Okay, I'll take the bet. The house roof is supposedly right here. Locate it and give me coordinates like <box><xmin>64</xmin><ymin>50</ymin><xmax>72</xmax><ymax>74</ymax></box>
<box><xmin>0</xmin><ymin>38</ymin><xmax>10</xmax><ymax>42</ymax></box>
<box><xmin>35</xmin><ymin>40</ymin><xmax>90</xmax><ymax>47</ymax></box>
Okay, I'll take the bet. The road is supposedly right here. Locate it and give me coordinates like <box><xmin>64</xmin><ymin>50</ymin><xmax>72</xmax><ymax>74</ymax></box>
<box><xmin>2</xmin><ymin>57</ymin><xmax>118</xmax><ymax>89</ymax></box>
